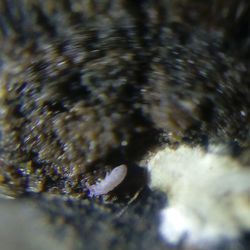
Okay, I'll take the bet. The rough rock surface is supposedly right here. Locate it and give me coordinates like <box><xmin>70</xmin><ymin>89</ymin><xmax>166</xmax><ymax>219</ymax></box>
<box><xmin>0</xmin><ymin>1</ymin><xmax>250</xmax><ymax>249</ymax></box>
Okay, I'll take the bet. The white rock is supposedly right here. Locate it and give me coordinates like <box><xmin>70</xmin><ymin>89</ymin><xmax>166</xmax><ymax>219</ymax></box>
<box><xmin>146</xmin><ymin>145</ymin><xmax>250</xmax><ymax>247</ymax></box>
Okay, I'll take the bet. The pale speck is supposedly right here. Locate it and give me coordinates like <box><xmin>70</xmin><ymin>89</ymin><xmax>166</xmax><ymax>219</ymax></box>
<box><xmin>121</xmin><ymin>140</ymin><xmax>128</xmax><ymax>146</ymax></box>
<box><xmin>240</xmin><ymin>110</ymin><xmax>246</xmax><ymax>117</ymax></box>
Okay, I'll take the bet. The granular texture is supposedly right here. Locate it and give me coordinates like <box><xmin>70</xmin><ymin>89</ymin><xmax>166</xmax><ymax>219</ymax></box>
<box><xmin>0</xmin><ymin>0</ymin><xmax>249</xmax><ymax>198</ymax></box>
<box><xmin>0</xmin><ymin>1</ymin><xmax>250</xmax><ymax>249</ymax></box>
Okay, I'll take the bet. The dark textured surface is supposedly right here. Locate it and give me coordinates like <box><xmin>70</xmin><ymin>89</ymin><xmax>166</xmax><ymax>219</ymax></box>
<box><xmin>0</xmin><ymin>190</ymin><xmax>172</xmax><ymax>250</ymax></box>
<box><xmin>0</xmin><ymin>1</ymin><xmax>250</xmax><ymax>249</ymax></box>
<box><xmin>37</xmin><ymin>190</ymin><xmax>169</xmax><ymax>250</ymax></box>
<box><xmin>0</xmin><ymin>0</ymin><xmax>250</xmax><ymax>197</ymax></box>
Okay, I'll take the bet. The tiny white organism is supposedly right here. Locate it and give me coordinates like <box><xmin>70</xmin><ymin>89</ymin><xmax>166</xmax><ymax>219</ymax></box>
<box><xmin>88</xmin><ymin>164</ymin><xmax>127</xmax><ymax>197</ymax></box>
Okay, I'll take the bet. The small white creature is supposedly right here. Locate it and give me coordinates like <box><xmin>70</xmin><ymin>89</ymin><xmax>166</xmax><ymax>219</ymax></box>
<box><xmin>88</xmin><ymin>164</ymin><xmax>127</xmax><ymax>197</ymax></box>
